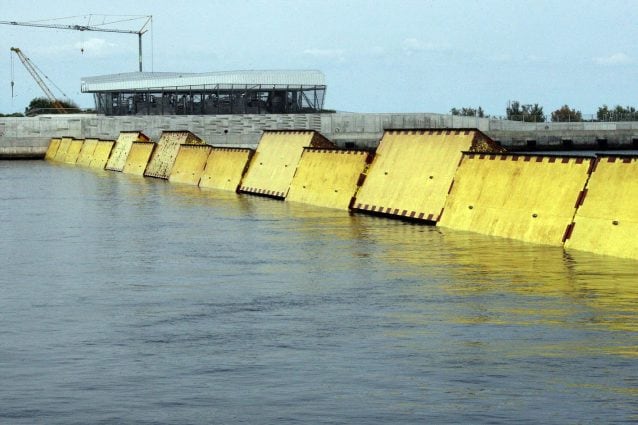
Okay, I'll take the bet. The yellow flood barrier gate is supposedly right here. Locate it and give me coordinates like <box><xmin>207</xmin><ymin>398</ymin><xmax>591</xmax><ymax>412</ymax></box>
<box><xmin>239</xmin><ymin>130</ymin><xmax>334</xmax><ymax>198</ymax></box>
<box><xmin>76</xmin><ymin>138</ymin><xmax>98</xmax><ymax>167</ymax></box>
<box><xmin>53</xmin><ymin>137</ymin><xmax>73</xmax><ymax>162</ymax></box>
<box><xmin>63</xmin><ymin>139</ymin><xmax>84</xmax><ymax>164</ymax></box>
<box><xmin>105</xmin><ymin>131</ymin><xmax>151</xmax><ymax>172</ymax></box>
<box><xmin>565</xmin><ymin>155</ymin><xmax>638</xmax><ymax>259</ymax></box>
<box><xmin>438</xmin><ymin>153</ymin><xmax>594</xmax><ymax>246</ymax></box>
<box><xmin>199</xmin><ymin>147</ymin><xmax>254</xmax><ymax>192</ymax></box>
<box><xmin>45</xmin><ymin>138</ymin><xmax>61</xmax><ymax>161</ymax></box>
<box><xmin>169</xmin><ymin>145</ymin><xmax>213</xmax><ymax>185</ymax></box>
<box><xmin>145</xmin><ymin>131</ymin><xmax>206</xmax><ymax>179</ymax></box>
<box><xmin>287</xmin><ymin>148</ymin><xmax>372</xmax><ymax>210</ymax></box>
<box><xmin>353</xmin><ymin>129</ymin><xmax>502</xmax><ymax>222</ymax></box>
<box><xmin>89</xmin><ymin>140</ymin><xmax>115</xmax><ymax>169</ymax></box>
<box><xmin>123</xmin><ymin>142</ymin><xmax>157</xmax><ymax>176</ymax></box>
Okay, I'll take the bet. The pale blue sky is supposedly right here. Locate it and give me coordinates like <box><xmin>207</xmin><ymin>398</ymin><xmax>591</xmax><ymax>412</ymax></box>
<box><xmin>1</xmin><ymin>0</ymin><xmax>636</xmax><ymax>116</ymax></box>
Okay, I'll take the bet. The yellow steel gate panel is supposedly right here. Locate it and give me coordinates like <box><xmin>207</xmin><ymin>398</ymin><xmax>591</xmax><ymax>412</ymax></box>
<box><xmin>287</xmin><ymin>148</ymin><xmax>372</xmax><ymax>210</ymax></box>
<box><xmin>63</xmin><ymin>139</ymin><xmax>84</xmax><ymax>164</ymax></box>
<box><xmin>53</xmin><ymin>137</ymin><xmax>72</xmax><ymax>162</ymax></box>
<box><xmin>239</xmin><ymin>130</ymin><xmax>334</xmax><ymax>198</ymax></box>
<box><xmin>89</xmin><ymin>140</ymin><xmax>115</xmax><ymax>169</ymax></box>
<box><xmin>169</xmin><ymin>145</ymin><xmax>213</xmax><ymax>185</ymax></box>
<box><xmin>76</xmin><ymin>138</ymin><xmax>98</xmax><ymax>167</ymax></box>
<box><xmin>123</xmin><ymin>142</ymin><xmax>156</xmax><ymax>176</ymax></box>
<box><xmin>438</xmin><ymin>153</ymin><xmax>593</xmax><ymax>246</ymax></box>
<box><xmin>105</xmin><ymin>131</ymin><xmax>150</xmax><ymax>171</ymax></box>
<box><xmin>565</xmin><ymin>155</ymin><xmax>638</xmax><ymax>259</ymax></box>
<box><xmin>44</xmin><ymin>138</ymin><xmax>61</xmax><ymax>161</ymax></box>
<box><xmin>144</xmin><ymin>131</ymin><xmax>205</xmax><ymax>179</ymax></box>
<box><xmin>353</xmin><ymin>129</ymin><xmax>502</xmax><ymax>222</ymax></box>
<box><xmin>199</xmin><ymin>147</ymin><xmax>254</xmax><ymax>192</ymax></box>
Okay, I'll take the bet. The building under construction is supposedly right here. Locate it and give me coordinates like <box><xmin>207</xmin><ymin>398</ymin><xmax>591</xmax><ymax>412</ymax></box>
<box><xmin>81</xmin><ymin>70</ymin><xmax>326</xmax><ymax>116</ymax></box>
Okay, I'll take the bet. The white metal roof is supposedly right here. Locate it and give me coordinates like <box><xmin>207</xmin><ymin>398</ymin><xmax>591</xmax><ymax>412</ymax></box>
<box><xmin>81</xmin><ymin>70</ymin><xmax>326</xmax><ymax>92</ymax></box>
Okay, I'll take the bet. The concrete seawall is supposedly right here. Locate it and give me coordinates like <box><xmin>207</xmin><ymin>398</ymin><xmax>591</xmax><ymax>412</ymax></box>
<box><xmin>2</xmin><ymin>113</ymin><xmax>638</xmax><ymax>158</ymax></box>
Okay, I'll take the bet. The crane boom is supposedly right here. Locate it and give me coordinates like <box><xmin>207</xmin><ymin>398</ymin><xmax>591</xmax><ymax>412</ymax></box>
<box><xmin>10</xmin><ymin>47</ymin><xmax>67</xmax><ymax>113</ymax></box>
<box><xmin>0</xmin><ymin>20</ymin><xmax>144</xmax><ymax>34</ymax></box>
<box><xmin>0</xmin><ymin>16</ymin><xmax>152</xmax><ymax>71</ymax></box>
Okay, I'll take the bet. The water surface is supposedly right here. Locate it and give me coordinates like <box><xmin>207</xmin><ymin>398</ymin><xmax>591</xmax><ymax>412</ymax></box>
<box><xmin>1</xmin><ymin>161</ymin><xmax>637</xmax><ymax>424</ymax></box>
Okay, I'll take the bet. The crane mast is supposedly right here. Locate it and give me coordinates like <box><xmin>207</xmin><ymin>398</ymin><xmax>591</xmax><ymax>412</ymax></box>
<box><xmin>10</xmin><ymin>47</ymin><xmax>67</xmax><ymax>113</ymax></box>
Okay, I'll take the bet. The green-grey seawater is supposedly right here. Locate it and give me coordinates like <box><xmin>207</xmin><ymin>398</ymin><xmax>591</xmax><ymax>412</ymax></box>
<box><xmin>1</xmin><ymin>161</ymin><xmax>637</xmax><ymax>424</ymax></box>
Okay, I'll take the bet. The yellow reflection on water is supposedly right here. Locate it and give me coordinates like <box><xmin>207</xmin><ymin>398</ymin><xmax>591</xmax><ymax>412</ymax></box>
<box><xmin>332</xmin><ymin>219</ymin><xmax>638</xmax><ymax>356</ymax></box>
<box><xmin>124</xmin><ymin>177</ymin><xmax>638</xmax><ymax>358</ymax></box>
<box><xmin>249</xmin><ymin>202</ymin><xmax>638</xmax><ymax>340</ymax></box>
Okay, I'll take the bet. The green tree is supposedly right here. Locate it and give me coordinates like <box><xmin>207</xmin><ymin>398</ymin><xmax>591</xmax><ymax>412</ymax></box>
<box><xmin>597</xmin><ymin>105</ymin><xmax>610</xmax><ymax>121</ymax></box>
<box><xmin>25</xmin><ymin>97</ymin><xmax>80</xmax><ymax>115</ymax></box>
<box><xmin>450</xmin><ymin>106</ymin><xmax>485</xmax><ymax>117</ymax></box>
<box><xmin>506</xmin><ymin>101</ymin><xmax>545</xmax><ymax>122</ymax></box>
<box><xmin>551</xmin><ymin>105</ymin><xmax>582</xmax><ymax>122</ymax></box>
<box><xmin>597</xmin><ymin>105</ymin><xmax>638</xmax><ymax>121</ymax></box>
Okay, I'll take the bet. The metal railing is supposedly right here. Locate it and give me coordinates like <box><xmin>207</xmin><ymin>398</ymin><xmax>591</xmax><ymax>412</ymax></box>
<box><xmin>490</xmin><ymin>113</ymin><xmax>638</xmax><ymax>123</ymax></box>
<box><xmin>24</xmin><ymin>107</ymin><xmax>94</xmax><ymax>116</ymax></box>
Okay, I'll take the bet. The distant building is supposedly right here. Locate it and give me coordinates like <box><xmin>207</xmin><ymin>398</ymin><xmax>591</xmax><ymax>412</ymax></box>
<box><xmin>81</xmin><ymin>70</ymin><xmax>326</xmax><ymax>116</ymax></box>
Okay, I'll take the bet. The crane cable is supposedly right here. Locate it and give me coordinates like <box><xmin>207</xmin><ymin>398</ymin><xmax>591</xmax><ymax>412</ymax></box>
<box><xmin>10</xmin><ymin>50</ymin><xmax>14</xmax><ymax>99</ymax></box>
<box><xmin>150</xmin><ymin>16</ymin><xmax>154</xmax><ymax>71</ymax></box>
<box><xmin>26</xmin><ymin>54</ymin><xmax>69</xmax><ymax>99</ymax></box>
<box><xmin>10</xmin><ymin>48</ymin><xmax>69</xmax><ymax>100</ymax></box>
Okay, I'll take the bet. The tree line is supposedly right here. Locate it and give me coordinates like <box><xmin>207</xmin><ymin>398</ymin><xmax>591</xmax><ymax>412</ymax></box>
<box><xmin>25</xmin><ymin>97</ymin><xmax>81</xmax><ymax>114</ymax></box>
<box><xmin>0</xmin><ymin>97</ymin><xmax>81</xmax><ymax>117</ymax></box>
<box><xmin>3</xmin><ymin>96</ymin><xmax>638</xmax><ymax>122</ymax></box>
<box><xmin>450</xmin><ymin>102</ymin><xmax>638</xmax><ymax>122</ymax></box>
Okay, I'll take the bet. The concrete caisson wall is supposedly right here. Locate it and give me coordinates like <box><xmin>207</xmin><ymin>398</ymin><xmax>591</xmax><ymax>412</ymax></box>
<box><xmin>564</xmin><ymin>155</ymin><xmax>638</xmax><ymax>259</ymax></box>
<box><xmin>487</xmin><ymin>120</ymin><xmax>638</xmax><ymax>150</ymax></box>
<box><xmin>286</xmin><ymin>148</ymin><xmax>372</xmax><ymax>210</ymax></box>
<box><xmin>0</xmin><ymin>116</ymin><xmax>83</xmax><ymax>158</ymax></box>
<box><xmin>123</xmin><ymin>142</ymin><xmax>156</xmax><ymax>176</ymax></box>
<box><xmin>79</xmin><ymin>114</ymin><xmax>323</xmax><ymax>147</ymax></box>
<box><xmin>0</xmin><ymin>114</ymin><xmax>321</xmax><ymax>155</ymax></box>
<box><xmin>169</xmin><ymin>145</ymin><xmax>213</xmax><ymax>185</ymax></box>
<box><xmin>322</xmin><ymin>113</ymin><xmax>491</xmax><ymax>148</ymax></box>
<box><xmin>438</xmin><ymin>153</ymin><xmax>594</xmax><ymax>246</ymax></box>
<box><xmin>145</xmin><ymin>131</ymin><xmax>206</xmax><ymax>179</ymax></box>
<box><xmin>4</xmin><ymin>114</ymin><xmax>638</xmax><ymax>158</ymax></box>
<box><xmin>238</xmin><ymin>130</ymin><xmax>334</xmax><ymax>199</ymax></box>
<box><xmin>199</xmin><ymin>147</ymin><xmax>254</xmax><ymax>192</ymax></box>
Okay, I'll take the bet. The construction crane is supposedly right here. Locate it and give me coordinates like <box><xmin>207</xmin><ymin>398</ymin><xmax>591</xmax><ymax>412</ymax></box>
<box><xmin>0</xmin><ymin>15</ymin><xmax>152</xmax><ymax>71</ymax></box>
<box><xmin>10</xmin><ymin>47</ymin><xmax>68</xmax><ymax>113</ymax></box>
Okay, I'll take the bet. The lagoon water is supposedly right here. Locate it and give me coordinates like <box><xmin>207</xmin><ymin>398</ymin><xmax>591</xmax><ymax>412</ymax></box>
<box><xmin>1</xmin><ymin>160</ymin><xmax>637</xmax><ymax>424</ymax></box>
